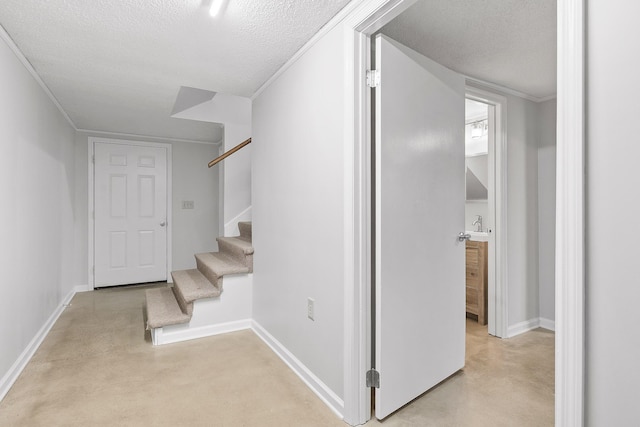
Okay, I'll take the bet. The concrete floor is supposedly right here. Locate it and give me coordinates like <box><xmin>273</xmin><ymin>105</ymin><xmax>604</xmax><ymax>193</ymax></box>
<box><xmin>368</xmin><ymin>319</ymin><xmax>555</xmax><ymax>426</ymax></box>
<box><xmin>0</xmin><ymin>284</ymin><xmax>554</xmax><ymax>426</ymax></box>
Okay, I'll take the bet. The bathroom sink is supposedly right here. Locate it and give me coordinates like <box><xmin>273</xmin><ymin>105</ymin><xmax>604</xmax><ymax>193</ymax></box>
<box><xmin>466</xmin><ymin>231</ymin><xmax>489</xmax><ymax>242</ymax></box>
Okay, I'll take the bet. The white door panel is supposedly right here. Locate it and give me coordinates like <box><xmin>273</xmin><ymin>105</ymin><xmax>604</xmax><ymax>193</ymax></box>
<box><xmin>375</xmin><ymin>34</ymin><xmax>466</xmax><ymax>419</ymax></box>
<box><xmin>94</xmin><ymin>142</ymin><xmax>168</xmax><ymax>286</ymax></box>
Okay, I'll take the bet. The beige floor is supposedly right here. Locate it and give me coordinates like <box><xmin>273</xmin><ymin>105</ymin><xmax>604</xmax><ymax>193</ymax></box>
<box><xmin>0</xmin><ymin>284</ymin><xmax>554</xmax><ymax>426</ymax></box>
<box><xmin>368</xmin><ymin>319</ymin><xmax>555</xmax><ymax>427</ymax></box>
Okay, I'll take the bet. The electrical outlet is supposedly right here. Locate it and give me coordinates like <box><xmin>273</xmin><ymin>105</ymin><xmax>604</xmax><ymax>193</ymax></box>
<box><xmin>182</xmin><ymin>200</ymin><xmax>194</xmax><ymax>209</ymax></box>
<box><xmin>307</xmin><ymin>297</ymin><xmax>315</xmax><ymax>321</ymax></box>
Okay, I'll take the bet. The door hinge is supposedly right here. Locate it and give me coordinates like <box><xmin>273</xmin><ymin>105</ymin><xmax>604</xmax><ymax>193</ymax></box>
<box><xmin>92</xmin><ymin>155</ymin><xmax>95</xmax><ymax>164</ymax></box>
<box><xmin>366</xmin><ymin>70</ymin><xmax>380</xmax><ymax>88</ymax></box>
<box><xmin>366</xmin><ymin>369</ymin><xmax>380</xmax><ymax>388</ymax></box>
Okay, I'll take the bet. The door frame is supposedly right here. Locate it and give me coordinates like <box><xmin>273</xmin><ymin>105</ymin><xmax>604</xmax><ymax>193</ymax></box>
<box><xmin>341</xmin><ymin>0</ymin><xmax>585</xmax><ymax>426</ymax></box>
<box><xmin>88</xmin><ymin>137</ymin><xmax>173</xmax><ymax>289</ymax></box>
<box><xmin>465</xmin><ymin>86</ymin><xmax>508</xmax><ymax>339</ymax></box>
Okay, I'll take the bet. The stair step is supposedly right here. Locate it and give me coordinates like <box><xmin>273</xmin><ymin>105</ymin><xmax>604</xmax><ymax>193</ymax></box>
<box><xmin>195</xmin><ymin>252</ymin><xmax>249</xmax><ymax>290</ymax></box>
<box><xmin>238</xmin><ymin>221</ymin><xmax>252</xmax><ymax>239</ymax></box>
<box><xmin>217</xmin><ymin>236</ymin><xmax>253</xmax><ymax>255</ymax></box>
<box><xmin>171</xmin><ymin>269</ymin><xmax>220</xmax><ymax>304</ymax></box>
<box><xmin>145</xmin><ymin>288</ymin><xmax>191</xmax><ymax>329</ymax></box>
<box><xmin>217</xmin><ymin>236</ymin><xmax>254</xmax><ymax>271</ymax></box>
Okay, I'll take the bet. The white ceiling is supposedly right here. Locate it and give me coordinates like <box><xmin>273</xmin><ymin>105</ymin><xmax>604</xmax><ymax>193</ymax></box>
<box><xmin>381</xmin><ymin>0</ymin><xmax>557</xmax><ymax>99</ymax></box>
<box><xmin>0</xmin><ymin>0</ymin><xmax>555</xmax><ymax>143</ymax></box>
<box><xmin>465</xmin><ymin>99</ymin><xmax>488</xmax><ymax>121</ymax></box>
<box><xmin>0</xmin><ymin>0</ymin><xmax>351</xmax><ymax>142</ymax></box>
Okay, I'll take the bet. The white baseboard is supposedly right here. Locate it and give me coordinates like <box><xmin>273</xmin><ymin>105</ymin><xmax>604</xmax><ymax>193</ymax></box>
<box><xmin>539</xmin><ymin>317</ymin><xmax>556</xmax><ymax>331</ymax></box>
<box><xmin>251</xmin><ymin>321</ymin><xmax>344</xmax><ymax>420</ymax></box>
<box><xmin>508</xmin><ymin>317</ymin><xmax>557</xmax><ymax>337</ymax></box>
<box><xmin>0</xmin><ymin>287</ymin><xmax>76</xmax><ymax>402</ymax></box>
<box><xmin>507</xmin><ymin>318</ymin><xmax>541</xmax><ymax>338</ymax></box>
<box><xmin>153</xmin><ymin>319</ymin><xmax>252</xmax><ymax>346</ymax></box>
<box><xmin>74</xmin><ymin>284</ymin><xmax>93</xmax><ymax>293</ymax></box>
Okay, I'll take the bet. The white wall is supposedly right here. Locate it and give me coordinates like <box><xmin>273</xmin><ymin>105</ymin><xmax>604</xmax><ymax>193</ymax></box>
<box><xmin>170</xmin><ymin>141</ymin><xmax>221</xmax><ymax>270</ymax></box>
<box><xmin>74</xmin><ymin>132</ymin><xmax>220</xmax><ymax>282</ymax></box>
<box><xmin>502</xmin><ymin>92</ymin><xmax>541</xmax><ymax>328</ymax></box>
<box><xmin>537</xmin><ymin>98</ymin><xmax>556</xmax><ymax>324</ymax></box>
<box><xmin>586</xmin><ymin>1</ymin><xmax>640</xmax><ymax>424</ymax></box>
<box><xmin>252</xmin><ymin>25</ymin><xmax>345</xmax><ymax>400</ymax></box>
<box><xmin>0</xmin><ymin>35</ymin><xmax>77</xmax><ymax>385</ymax></box>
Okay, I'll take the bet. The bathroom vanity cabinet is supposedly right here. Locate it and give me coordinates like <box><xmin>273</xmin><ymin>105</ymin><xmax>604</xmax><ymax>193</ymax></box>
<box><xmin>466</xmin><ymin>240</ymin><xmax>488</xmax><ymax>325</ymax></box>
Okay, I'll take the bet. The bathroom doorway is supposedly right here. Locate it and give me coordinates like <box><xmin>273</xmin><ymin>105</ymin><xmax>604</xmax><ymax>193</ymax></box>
<box><xmin>463</xmin><ymin>94</ymin><xmax>506</xmax><ymax>338</ymax></box>
<box><xmin>464</xmin><ymin>98</ymin><xmax>492</xmax><ymax>328</ymax></box>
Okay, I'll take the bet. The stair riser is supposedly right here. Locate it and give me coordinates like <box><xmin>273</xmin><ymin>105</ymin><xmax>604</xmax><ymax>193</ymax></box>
<box><xmin>145</xmin><ymin>288</ymin><xmax>191</xmax><ymax>330</ymax></box>
<box><xmin>238</xmin><ymin>222</ymin><xmax>252</xmax><ymax>239</ymax></box>
<box><xmin>196</xmin><ymin>257</ymin><xmax>224</xmax><ymax>291</ymax></box>
<box><xmin>217</xmin><ymin>239</ymin><xmax>253</xmax><ymax>271</ymax></box>
<box><xmin>171</xmin><ymin>283</ymin><xmax>193</xmax><ymax>316</ymax></box>
<box><xmin>244</xmin><ymin>254</ymin><xmax>253</xmax><ymax>272</ymax></box>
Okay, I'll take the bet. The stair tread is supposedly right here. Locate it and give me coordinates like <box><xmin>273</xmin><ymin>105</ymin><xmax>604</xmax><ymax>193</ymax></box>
<box><xmin>171</xmin><ymin>269</ymin><xmax>220</xmax><ymax>303</ymax></box>
<box><xmin>195</xmin><ymin>252</ymin><xmax>250</xmax><ymax>276</ymax></box>
<box><xmin>145</xmin><ymin>288</ymin><xmax>191</xmax><ymax>329</ymax></box>
<box><xmin>217</xmin><ymin>236</ymin><xmax>254</xmax><ymax>254</ymax></box>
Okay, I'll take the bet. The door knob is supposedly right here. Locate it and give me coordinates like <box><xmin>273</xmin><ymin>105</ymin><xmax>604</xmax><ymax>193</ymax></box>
<box><xmin>160</xmin><ymin>221</ymin><xmax>166</xmax><ymax>227</ymax></box>
<box><xmin>458</xmin><ymin>232</ymin><xmax>471</xmax><ymax>242</ymax></box>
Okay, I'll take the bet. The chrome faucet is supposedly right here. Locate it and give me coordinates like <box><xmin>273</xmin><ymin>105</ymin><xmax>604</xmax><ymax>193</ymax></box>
<box><xmin>472</xmin><ymin>215</ymin><xmax>483</xmax><ymax>232</ymax></box>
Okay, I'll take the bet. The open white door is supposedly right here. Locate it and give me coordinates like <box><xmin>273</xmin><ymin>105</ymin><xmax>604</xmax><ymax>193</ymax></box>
<box><xmin>374</xmin><ymin>34</ymin><xmax>466</xmax><ymax>419</ymax></box>
<box><xmin>94</xmin><ymin>141</ymin><xmax>168</xmax><ymax>287</ymax></box>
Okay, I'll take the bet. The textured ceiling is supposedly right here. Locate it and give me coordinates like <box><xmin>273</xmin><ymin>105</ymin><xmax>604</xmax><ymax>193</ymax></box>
<box><xmin>0</xmin><ymin>0</ymin><xmax>351</xmax><ymax>142</ymax></box>
<box><xmin>0</xmin><ymin>0</ymin><xmax>555</xmax><ymax>142</ymax></box>
<box><xmin>381</xmin><ymin>0</ymin><xmax>557</xmax><ymax>99</ymax></box>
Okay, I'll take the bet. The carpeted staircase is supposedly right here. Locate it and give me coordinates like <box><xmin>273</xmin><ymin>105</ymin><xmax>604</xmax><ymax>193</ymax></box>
<box><xmin>145</xmin><ymin>221</ymin><xmax>253</xmax><ymax>333</ymax></box>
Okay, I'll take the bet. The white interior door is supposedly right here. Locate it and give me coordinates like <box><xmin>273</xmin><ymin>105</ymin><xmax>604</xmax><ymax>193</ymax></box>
<box><xmin>94</xmin><ymin>142</ymin><xmax>168</xmax><ymax>287</ymax></box>
<box><xmin>374</xmin><ymin>34</ymin><xmax>466</xmax><ymax>419</ymax></box>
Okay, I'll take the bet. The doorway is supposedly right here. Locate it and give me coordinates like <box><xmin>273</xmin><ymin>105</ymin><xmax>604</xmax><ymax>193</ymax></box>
<box><xmin>88</xmin><ymin>137</ymin><xmax>172</xmax><ymax>288</ymax></box>
<box><xmin>464</xmin><ymin>89</ymin><xmax>508</xmax><ymax>339</ymax></box>
<box><xmin>354</xmin><ymin>0</ymin><xmax>557</xmax><ymax>423</ymax></box>
<box><xmin>371</xmin><ymin>33</ymin><xmax>466</xmax><ymax>419</ymax></box>
<box><xmin>464</xmin><ymin>98</ymin><xmax>492</xmax><ymax>328</ymax></box>
<box><xmin>369</xmin><ymin>32</ymin><xmax>512</xmax><ymax>421</ymax></box>
<box><xmin>343</xmin><ymin>0</ymin><xmax>583</xmax><ymax>425</ymax></box>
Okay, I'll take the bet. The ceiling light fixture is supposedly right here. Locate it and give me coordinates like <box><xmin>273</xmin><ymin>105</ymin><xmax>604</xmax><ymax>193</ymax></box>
<box><xmin>209</xmin><ymin>0</ymin><xmax>224</xmax><ymax>17</ymax></box>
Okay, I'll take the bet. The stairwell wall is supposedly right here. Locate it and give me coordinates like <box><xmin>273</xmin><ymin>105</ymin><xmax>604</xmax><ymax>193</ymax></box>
<box><xmin>0</xmin><ymin>33</ymin><xmax>77</xmax><ymax>391</ymax></box>
<box><xmin>170</xmin><ymin>93</ymin><xmax>252</xmax><ymax>237</ymax></box>
<box><xmin>252</xmin><ymin>24</ymin><xmax>346</xmax><ymax>403</ymax></box>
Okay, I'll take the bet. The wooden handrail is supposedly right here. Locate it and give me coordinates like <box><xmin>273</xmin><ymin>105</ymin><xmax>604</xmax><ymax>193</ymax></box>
<box><xmin>208</xmin><ymin>138</ymin><xmax>252</xmax><ymax>168</ymax></box>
